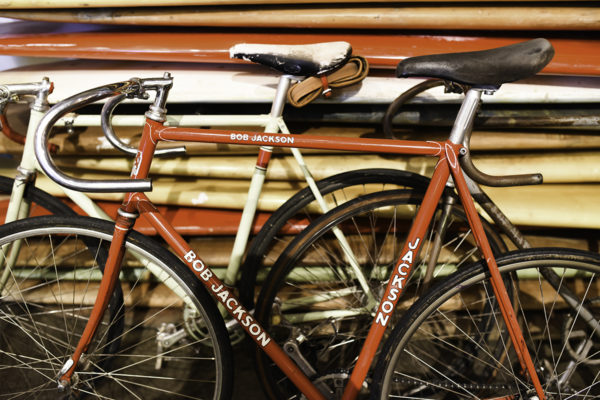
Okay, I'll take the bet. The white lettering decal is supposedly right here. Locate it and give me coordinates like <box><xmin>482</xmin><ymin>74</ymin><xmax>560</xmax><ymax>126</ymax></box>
<box><xmin>249</xmin><ymin>323</ymin><xmax>261</xmax><ymax>336</ymax></box>
<box><xmin>226</xmin><ymin>298</ymin><xmax>238</xmax><ymax>310</ymax></box>
<box><xmin>183</xmin><ymin>249</ymin><xmax>271</xmax><ymax>347</ymax></box>
<box><xmin>216</xmin><ymin>290</ymin><xmax>229</xmax><ymax>303</ymax></box>
<box><xmin>381</xmin><ymin>300</ymin><xmax>393</xmax><ymax>314</ymax></box>
<box><xmin>232</xmin><ymin>133</ymin><xmax>294</xmax><ymax>145</ymax></box>
<box><xmin>200</xmin><ymin>268</ymin><xmax>213</xmax><ymax>281</ymax></box>
<box><xmin>257</xmin><ymin>332</ymin><xmax>270</xmax><ymax>347</ymax></box>
<box><xmin>184</xmin><ymin>251</ymin><xmax>195</xmax><ymax>262</ymax></box>
<box><xmin>233</xmin><ymin>305</ymin><xmax>245</xmax><ymax>321</ymax></box>
<box><xmin>398</xmin><ymin>263</ymin><xmax>410</xmax><ymax>276</ymax></box>
<box><xmin>192</xmin><ymin>259</ymin><xmax>205</xmax><ymax>272</ymax></box>
<box><xmin>376</xmin><ymin>238</ymin><xmax>422</xmax><ymax>327</ymax></box>
<box><xmin>375</xmin><ymin>312</ymin><xmax>389</xmax><ymax>326</ymax></box>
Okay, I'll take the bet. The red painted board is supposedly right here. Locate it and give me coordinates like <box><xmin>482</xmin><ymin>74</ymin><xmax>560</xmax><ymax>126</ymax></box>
<box><xmin>0</xmin><ymin>198</ymin><xmax>308</xmax><ymax>236</ymax></box>
<box><xmin>0</xmin><ymin>30</ymin><xmax>597</xmax><ymax>75</ymax></box>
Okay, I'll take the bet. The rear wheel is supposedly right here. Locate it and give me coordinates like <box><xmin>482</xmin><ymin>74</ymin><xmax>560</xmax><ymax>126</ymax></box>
<box><xmin>373</xmin><ymin>248</ymin><xmax>600</xmax><ymax>399</ymax></box>
<box><xmin>240</xmin><ymin>169</ymin><xmax>432</xmax><ymax>308</ymax></box>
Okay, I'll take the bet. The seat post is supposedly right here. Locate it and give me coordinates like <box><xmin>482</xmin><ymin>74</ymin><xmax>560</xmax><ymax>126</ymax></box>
<box><xmin>269</xmin><ymin>75</ymin><xmax>295</xmax><ymax>119</ymax></box>
<box><xmin>448</xmin><ymin>88</ymin><xmax>484</xmax><ymax>145</ymax></box>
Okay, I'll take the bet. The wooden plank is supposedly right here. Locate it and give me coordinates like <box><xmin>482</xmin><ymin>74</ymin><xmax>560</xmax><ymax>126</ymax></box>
<box><xmin>52</xmin><ymin>151</ymin><xmax>600</xmax><ymax>184</ymax></box>
<box><xmin>2</xmin><ymin>159</ymin><xmax>600</xmax><ymax>228</ymax></box>
<box><xmin>2</xmin><ymin>60</ymin><xmax>599</xmax><ymax>104</ymax></box>
<box><xmin>0</xmin><ymin>193</ymin><xmax>294</xmax><ymax>237</ymax></box>
<box><xmin>0</xmin><ymin>0</ymin><xmax>592</xmax><ymax>8</ymax></box>
<box><xmin>6</xmin><ymin>115</ymin><xmax>600</xmax><ymax>156</ymax></box>
<box><xmin>0</xmin><ymin>31</ymin><xmax>597</xmax><ymax>76</ymax></box>
<box><xmin>1</xmin><ymin>6</ymin><xmax>599</xmax><ymax>30</ymax></box>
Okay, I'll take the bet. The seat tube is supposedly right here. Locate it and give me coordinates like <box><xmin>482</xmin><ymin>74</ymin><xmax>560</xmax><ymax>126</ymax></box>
<box><xmin>223</xmin><ymin>75</ymin><xmax>293</xmax><ymax>285</ymax></box>
<box><xmin>4</xmin><ymin>109</ymin><xmax>45</xmax><ymax>224</ymax></box>
<box><xmin>448</xmin><ymin>88</ymin><xmax>482</xmax><ymax>145</ymax></box>
<box><xmin>448</xmin><ymin>88</ymin><xmax>546</xmax><ymax>399</ymax></box>
<box><xmin>6</xmin><ymin>92</ymin><xmax>50</xmax><ymax>224</ymax></box>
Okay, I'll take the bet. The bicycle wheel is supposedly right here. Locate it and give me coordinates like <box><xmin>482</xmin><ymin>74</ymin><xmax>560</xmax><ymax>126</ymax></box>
<box><xmin>0</xmin><ymin>216</ymin><xmax>232</xmax><ymax>400</ymax></box>
<box><xmin>239</xmin><ymin>168</ymin><xmax>432</xmax><ymax>307</ymax></box>
<box><xmin>0</xmin><ymin>174</ymin><xmax>76</xmax><ymax>219</ymax></box>
<box><xmin>373</xmin><ymin>248</ymin><xmax>600</xmax><ymax>399</ymax></box>
<box><xmin>254</xmin><ymin>188</ymin><xmax>505</xmax><ymax>399</ymax></box>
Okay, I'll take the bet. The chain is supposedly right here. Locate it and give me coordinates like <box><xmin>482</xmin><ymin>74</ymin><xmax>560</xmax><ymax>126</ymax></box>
<box><xmin>392</xmin><ymin>376</ymin><xmax>517</xmax><ymax>393</ymax></box>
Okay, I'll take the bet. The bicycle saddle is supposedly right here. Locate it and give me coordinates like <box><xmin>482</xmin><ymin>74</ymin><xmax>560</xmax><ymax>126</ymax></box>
<box><xmin>396</xmin><ymin>38</ymin><xmax>555</xmax><ymax>87</ymax></box>
<box><xmin>230</xmin><ymin>42</ymin><xmax>352</xmax><ymax>76</ymax></box>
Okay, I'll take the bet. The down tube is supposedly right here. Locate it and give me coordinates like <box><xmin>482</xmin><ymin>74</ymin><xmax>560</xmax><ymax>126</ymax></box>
<box><xmin>132</xmin><ymin>193</ymin><xmax>327</xmax><ymax>400</ymax></box>
<box><xmin>343</xmin><ymin>157</ymin><xmax>451</xmax><ymax>400</ymax></box>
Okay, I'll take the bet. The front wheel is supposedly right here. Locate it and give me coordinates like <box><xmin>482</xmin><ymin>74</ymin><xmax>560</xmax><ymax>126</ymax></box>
<box><xmin>254</xmin><ymin>188</ymin><xmax>505</xmax><ymax>399</ymax></box>
<box><xmin>373</xmin><ymin>248</ymin><xmax>600</xmax><ymax>399</ymax></box>
<box><xmin>0</xmin><ymin>216</ymin><xmax>232</xmax><ymax>400</ymax></box>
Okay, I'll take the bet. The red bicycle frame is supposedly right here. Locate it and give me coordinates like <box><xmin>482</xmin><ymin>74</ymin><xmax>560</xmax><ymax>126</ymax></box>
<box><xmin>54</xmin><ymin>107</ymin><xmax>546</xmax><ymax>399</ymax></box>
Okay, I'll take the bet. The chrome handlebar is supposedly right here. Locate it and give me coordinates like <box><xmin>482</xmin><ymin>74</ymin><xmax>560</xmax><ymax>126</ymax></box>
<box><xmin>35</xmin><ymin>78</ymin><xmax>169</xmax><ymax>193</ymax></box>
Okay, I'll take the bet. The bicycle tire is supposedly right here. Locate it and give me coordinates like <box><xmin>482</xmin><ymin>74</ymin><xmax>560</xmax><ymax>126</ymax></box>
<box><xmin>0</xmin><ymin>174</ymin><xmax>76</xmax><ymax>218</ymax></box>
<box><xmin>0</xmin><ymin>216</ymin><xmax>232</xmax><ymax>400</ymax></box>
<box><xmin>373</xmin><ymin>248</ymin><xmax>600</xmax><ymax>399</ymax></box>
<box><xmin>254</xmin><ymin>188</ymin><xmax>505</xmax><ymax>399</ymax></box>
<box><xmin>239</xmin><ymin>168</ymin><xmax>432</xmax><ymax>307</ymax></box>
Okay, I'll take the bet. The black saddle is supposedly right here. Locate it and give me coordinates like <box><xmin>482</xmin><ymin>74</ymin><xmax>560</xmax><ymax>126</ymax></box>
<box><xmin>230</xmin><ymin>42</ymin><xmax>352</xmax><ymax>76</ymax></box>
<box><xmin>396</xmin><ymin>38</ymin><xmax>555</xmax><ymax>87</ymax></box>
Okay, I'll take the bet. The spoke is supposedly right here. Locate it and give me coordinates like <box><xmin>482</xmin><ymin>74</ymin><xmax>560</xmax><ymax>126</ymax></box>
<box><xmin>402</xmin><ymin>348</ymin><xmax>479</xmax><ymax>398</ymax></box>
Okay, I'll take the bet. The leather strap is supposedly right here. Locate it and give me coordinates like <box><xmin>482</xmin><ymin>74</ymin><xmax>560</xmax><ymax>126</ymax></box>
<box><xmin>287</xmin><ymin>55</ymin><xmax>369</xmax><ymax>107</ymax></box>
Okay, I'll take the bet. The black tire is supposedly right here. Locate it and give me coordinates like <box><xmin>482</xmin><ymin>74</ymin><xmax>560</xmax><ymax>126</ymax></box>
<box><xmin>0</xmin><ymin>216</ymin><xmax>233</xmax><ymax>400</ymax></box>
<box><xmin>239</xmin><ymin>168</ymin><xmax>432</xmax><ymax>307</ymax></box>
<box><xmin>372</xmin><ymin>248</ymin><xmax>600</xmax><ymax>399</ymax></box>
<box><xmin>0</xmin><ymin>174</ymin><xmax>76</xmax><ymax>217</ymax></box>
<box><xmin>254</xmin><ymin>188</ymin><xmax>505</xmax><ymax>399</ymax></box>
<box><xmin>0</xmin><ymin>175</ymin><xmax>129</xmax><ymax>368</ymax></box>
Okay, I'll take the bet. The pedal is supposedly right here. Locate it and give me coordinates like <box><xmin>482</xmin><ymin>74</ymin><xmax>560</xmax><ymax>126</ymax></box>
<box><xmin>155</xmin><ymin>322</ymin><xmax>188</xmax><ymax>370</ymax></box>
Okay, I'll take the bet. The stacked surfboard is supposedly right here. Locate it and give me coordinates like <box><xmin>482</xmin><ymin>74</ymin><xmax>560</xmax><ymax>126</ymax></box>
<box><xmin>0</xmin><ymin>0</ymin><xmax>598</xmax><ymax>255</ymax></box>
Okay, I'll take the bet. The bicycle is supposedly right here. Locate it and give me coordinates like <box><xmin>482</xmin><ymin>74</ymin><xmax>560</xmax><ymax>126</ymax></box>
<box><xmin>0</xmin><ymin>43</ymin><xmax>465</xmax><ymax>318</ymax></box>
<box><xmin>0</xmin><ymin>44</ymin><xmax>498</xmax><ymax>370</ymax></box>
<box><xmin>0</xmin><ymin>47</ymin><xmax>482</xmax><ymax>397</ymax></box>
<box><xmin>0</xmin><ymin>54</ymin><xmax>496</xmax><ymax>399</ymax></box>
<box><xmin>0</xmin><ymin>37</ymin><xmax>596</xmax><ymax>399</ymax></box>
